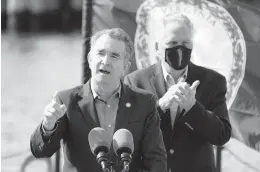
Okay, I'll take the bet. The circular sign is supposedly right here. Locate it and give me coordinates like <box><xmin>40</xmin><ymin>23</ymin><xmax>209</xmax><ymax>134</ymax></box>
<box><xmin>135</xmin><ymin>0</ymin><xmax>246</xmax><ymax>109</ymax></box>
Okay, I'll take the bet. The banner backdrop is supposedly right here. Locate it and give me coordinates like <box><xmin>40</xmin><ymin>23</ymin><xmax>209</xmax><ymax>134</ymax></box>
<box><xmin>89</xmin><ymin>0</ymin><xmax>260</xmax><ymax>151</ymax></box>
<box><xmin>135</xmin><ymin>0</ymin><xmax>246</xmax><ymax>109</ymax></box>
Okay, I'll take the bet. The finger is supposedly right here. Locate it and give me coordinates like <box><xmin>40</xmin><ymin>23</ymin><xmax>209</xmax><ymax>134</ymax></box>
<box><xmin>52</xmin><ymin>91</ymin><xmax>61</xmax><ymax>104</ymax></box>
<box><xmin>42</xmin><ymin>112</ymin><xmax>57</xmax><ymax>126</ymax></box>
<box><xmin>182</xmin><ymin>82</ymin><xmax>191</xmax><ymax>89</ymax></box>
<box><xmin>60</xmin><ymin>104</ymin><xmax>67</xmax><ymax>115</ymax></box>
<box><xmin>47</xmin><ymin>104</ymin><xmax>66</xmax><ymax>116</ymax></box>
<box><xmin>178</xmin><ymin>87</ymin><xmax>189</xmax><ymax>97</ymax></box>
<box><xmin>180</xmin><ymin>81</ymin><xmax>190</xmax><ymax>86</ymax></box>
<box><xmin>47</xmin><ymin>107</ymin><xmax>56</xmax><ymax>114</ymax></box>
<box><xmin>167</xmin><ymin>86</ymin><xmax>178</xmax><ymax>96</ymax></box>
<box><xmin>47</xmin><ymin>108</ymin><xmax>61</xmax><ymax>118</ymax></box>
<box><xmin>178</xmin><ymin>77</ymin><xmax>185</xmax><ymax>83</ymax></box>
<box><xmin>182</xmin><ymin>85</ymin><xmax>194</xmax><ymax>96</ymax></box>
<box><xmin>172</xmin><ymin>96</ymin><xmax>185</xmax><ymax>108</ymax></box>
<box><xmin>175</xmin><ymin>91</ymin><xmax>187</xmax><ymax>103</ymax></box>
<box><xmin>44</xmin><ymin>104</ymin><xmax>53</xmax><ymax>114</ymax></box>
<box><xmin>43</xmin><ymin>111</ymin><xmax>57</xmax><ymax>123</ymax></box>
<box><xmin>191</xmin><ymin>80</ymin><xmax>200</xmax><ymax>91</ymax></box>
<box><xmin>177</xmin><ymin>81</ymin><xmax>190</xmax><ymax>89</ymax></box>
<box><xmin>175</xmin><ymin>90</ymin><xmax>184</xmax><ymax>98</ymax></box>
<box><xmin>172</xmin><ymin>95</ymin><xmax>182</xmax><ymax>105</ymax></box>
<box><xmin>49</xmin><ymin>101</ymin><xmax>61</xmax><ymax>112</ymax></box>
<box><xmin>44</xmin><ymin>111</ymin><xmax>55</xmax><ymax>118</ymax></box>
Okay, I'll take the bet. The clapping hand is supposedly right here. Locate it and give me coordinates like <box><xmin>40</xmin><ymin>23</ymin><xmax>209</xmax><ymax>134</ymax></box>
<box><xmin>172</xmin><ymin>80</ymin><xmax>200</xmax><ymax>113</ymax></box>
<box><xmin>158</xmin><ymin>78</ymin><xmax>200</xmax><ymax>113</ymax></box>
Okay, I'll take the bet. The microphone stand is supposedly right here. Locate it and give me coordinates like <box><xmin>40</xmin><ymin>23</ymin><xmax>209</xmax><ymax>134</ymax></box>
<box><xmin>120</xmin><ymin>153</ymin><xmax>132</xmax><ymax>172</ymax></box>
<box><xmin>96</xmin><ymin>152</ymin><xmax>111</xmax><ymax>172</ymax></box>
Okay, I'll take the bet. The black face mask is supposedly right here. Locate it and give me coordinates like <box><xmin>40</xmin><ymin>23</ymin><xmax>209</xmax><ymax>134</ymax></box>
<box><xmin>165</xmin><ymin>45</ymin><xmax>192</xmax><ymax>70</ymax></box>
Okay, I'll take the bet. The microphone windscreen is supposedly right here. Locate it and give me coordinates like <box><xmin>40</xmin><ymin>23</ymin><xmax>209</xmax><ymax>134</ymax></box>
<box><xmin>113</xmin><ymin>129</ymin><xmax>134</xmax><ymax>155</ymax></box>
<box><xmin>88</xmin><ymin>127</ymin><xmax>110</xmax><ymax>155</ymax></box>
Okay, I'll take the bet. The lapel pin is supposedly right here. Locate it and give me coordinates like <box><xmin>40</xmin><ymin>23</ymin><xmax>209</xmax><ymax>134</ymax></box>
<box><xmin>126</xmin><ymin>102</ymin><xmax>131</xmax><ymax>108</ymax></box>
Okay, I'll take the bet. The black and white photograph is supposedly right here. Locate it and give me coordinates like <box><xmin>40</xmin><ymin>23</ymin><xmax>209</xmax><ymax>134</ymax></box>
<box><xmin>1</xmin><ymin>0</ymin><xmax>260</xmax><ymax>172</ymax></box>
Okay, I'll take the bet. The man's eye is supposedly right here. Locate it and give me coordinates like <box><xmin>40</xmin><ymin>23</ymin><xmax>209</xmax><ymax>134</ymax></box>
<box><xmin>97</xmin><ymin>52</ymin><xmax>105</xmax><ymax>56</ymax></box>
<box><xmin>183</xmin><ymin>41</ymin><xmax>191</xmax><ymax>45</ymax></box>
<box><xmin>165</xmin><ymin>42</ymin><xmax>177</xmax><ymax>46</ymax></box>
<box><xmin>183</xmin><ymin>42</ymin><xmax>192</xmax><ymax>48</ymax></box>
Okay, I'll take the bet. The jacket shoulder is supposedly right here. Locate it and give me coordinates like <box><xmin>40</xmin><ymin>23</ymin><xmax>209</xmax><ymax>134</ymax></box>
<box><xmin>55</xmin><ymin>85</ymin><xmax>83</xmax><ymax>103</ymax></box>
<box><xmin>123</xmin><ymin>83</ymin><xmax>157</xmax><ymax>104</ymax></box>
<box><xmin>126</xmin><ymin>64</ymin><xmax>156</xmax><ymax>79</ymax></box>
<box><xmin>195</xmin><ymin>64</ymin><xmax>226</xmax><ymax>82</ymax></box>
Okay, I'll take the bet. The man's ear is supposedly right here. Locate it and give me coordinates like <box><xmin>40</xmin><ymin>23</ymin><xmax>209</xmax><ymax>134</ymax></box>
<box><xmin>87</xmin><ymin>53</ymin><xmax>91</xmax><ymax>63</ymax></box>
<box><xmin>122</xmin><ymin>61</ymin><xmax>131</xmax><ymax>76</ymax></box>
<box><xmin>156</xmin><ymin>42</ymin><xmax>163</xmax><ymax>56</ymax></box>
<box><xmin>87</xmin><ymin>53</ymin><xmax>93</xmax><ymax>70</ymax></box>
<box><xmin>124</xmin><ymin>61</ymin><xmax>131</xmax><ymax>71</ymax></box>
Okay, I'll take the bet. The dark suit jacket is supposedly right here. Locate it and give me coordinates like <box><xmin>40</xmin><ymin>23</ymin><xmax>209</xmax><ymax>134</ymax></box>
<box><xmin>124</xmin><ymin>62</ymin><xmax>232</xmax><ymax>172</ymax></box>
<box><xmin>30</xmin><ymin>81</ymin><xmax>167</xmax><ymax>172</ymax></box>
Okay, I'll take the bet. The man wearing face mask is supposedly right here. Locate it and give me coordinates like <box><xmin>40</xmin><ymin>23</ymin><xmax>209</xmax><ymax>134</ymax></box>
<box><xmin>124</xmin><ymin>14</ymin><xmax>231</xmax><ymax>172</ymax></box>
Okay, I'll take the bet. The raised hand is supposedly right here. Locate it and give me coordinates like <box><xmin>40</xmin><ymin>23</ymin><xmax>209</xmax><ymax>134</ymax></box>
<box><xmin>42</xmin><ymin>92</ymin><xmax>67</xmax><ymax>131</ymax></box>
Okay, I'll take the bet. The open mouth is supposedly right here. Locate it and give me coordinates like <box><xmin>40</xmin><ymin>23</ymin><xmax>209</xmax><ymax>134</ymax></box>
<box><xmin>99</xmin><ymin>69</ymin><xmax>110</xmax><ymax>74</ymax></box>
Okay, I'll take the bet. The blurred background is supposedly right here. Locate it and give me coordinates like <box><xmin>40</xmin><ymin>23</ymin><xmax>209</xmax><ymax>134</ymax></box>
<box><xmin>1</xmin><ymin>0</ymin><xmax>260</xmax><ymax>172</ymax></box>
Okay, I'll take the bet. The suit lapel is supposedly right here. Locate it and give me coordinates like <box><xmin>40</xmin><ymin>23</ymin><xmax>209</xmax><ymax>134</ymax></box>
<box><xmin>150</xmin><ymin>63</ymin><xmax>167</xmax><ymax>99</ymax></box>
<box><xmin>186</xmin><ymin>62</ymin><xmax>198</xmax><ymax>86</ymax></box>
<box><xmin>107</xmin><ymin>83</ymin><xmax>133</xmax><ymax>163</ymax></box>
<box><xmin>114</xmin><ymin>83</ymin><xmax>132</xmax><ymax>132</ymax></box>
<box><xmin>77</xmin><ymin>81</ymin><xmax>100</xmax><ymax>128</ymax></box>
<box><xmin>110</xmin><ymin>82</ymin><xmax>134</xmax><ymax>165</ymax></box>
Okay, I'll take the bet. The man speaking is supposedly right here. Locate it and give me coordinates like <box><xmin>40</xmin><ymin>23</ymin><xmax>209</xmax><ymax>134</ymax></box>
<box><xmin>30</xmin><ymin>28</ymin><xmax>167</xmax><ymax>172</ymax></box>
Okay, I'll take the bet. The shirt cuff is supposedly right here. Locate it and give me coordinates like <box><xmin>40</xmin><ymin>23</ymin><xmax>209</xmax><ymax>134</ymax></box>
<box><xmin>156</xmin><ymin>100</ymin><xmax>167</xmax><ymax>113</ymax></box>
<box><xmin>41</xmin><ymin>123</ymin><xmax>57</xmax><ymax>138</ymax></box>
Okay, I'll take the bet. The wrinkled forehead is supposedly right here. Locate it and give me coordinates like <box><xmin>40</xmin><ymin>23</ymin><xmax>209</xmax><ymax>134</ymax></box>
<box><xmin>92</xmin><ymin>35</ymin><xmax>126</xmax><ymax>54</ymax></box>
<box><xmin>161</xmin><ymin>24</ymin><xmax>193</xmax><ymax>43</ymax></box>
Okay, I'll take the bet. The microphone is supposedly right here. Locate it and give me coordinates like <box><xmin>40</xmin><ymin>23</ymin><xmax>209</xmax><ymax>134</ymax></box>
<box><xmin>113</xmin><ymin>129</ymin><xmax>134</xmax><ymax>172</ymax></box>
<box><xmin>88</xmin><ymin>127</ymin><xmax>110</xmax><ymax>172</ymax></box>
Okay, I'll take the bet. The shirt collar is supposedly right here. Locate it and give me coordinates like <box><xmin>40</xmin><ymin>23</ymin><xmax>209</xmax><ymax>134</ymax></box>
<box><xmin>161</xmin><ymin>62</ymin><xmax>188</xmax><ymax>83</ymax></box>
<box><xmin>90</xmin><ymin>79</ymin><xmax>121</xmax><ymax>100</ymax></box>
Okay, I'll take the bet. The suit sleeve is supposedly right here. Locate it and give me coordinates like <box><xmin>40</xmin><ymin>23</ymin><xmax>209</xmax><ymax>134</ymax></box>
<box><xmin>124</xmin><ymin>75</ymin><xmax>133</xmax><ymax>86</ymax></box>
<box><xmin>125</xmin><ymin>74</ymin><xmax>170</xmax><ymax>130</ymax></box>
<box><xmin>179</xmin><ymin>76</ymin><xmax>231</xmax><ymax>146</ymax></box>
<box><xmin>141</xmin><ymin>95</ymin><xmax>167</xmax><ymax>172</ymax></box>
<box><xmin>30</xmin><ymin>93</ymin><xmax>68</xmax><ymax>158</ymax></box>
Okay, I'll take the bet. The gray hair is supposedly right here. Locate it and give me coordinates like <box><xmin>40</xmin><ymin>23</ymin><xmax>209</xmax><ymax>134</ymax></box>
<box><xmin>90</xmin><ymin>28</ymin><xmax>134</xmax><ymax>62</ymax></box>
<box><xmin>162</xmin><ymin>14</ymin><xmax>194</xmax><ymax>37</ymax></box>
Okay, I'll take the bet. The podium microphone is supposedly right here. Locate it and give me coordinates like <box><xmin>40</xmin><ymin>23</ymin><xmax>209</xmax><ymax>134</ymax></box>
<box><xmin>88</xmin><ymin>127</ymin><xmax>110</xmax><ymax>172</ymax></box>
<box><xmin>113</xmin><ymin>129</ymin><xmax>134</xmax><ymax>172</ymax></box>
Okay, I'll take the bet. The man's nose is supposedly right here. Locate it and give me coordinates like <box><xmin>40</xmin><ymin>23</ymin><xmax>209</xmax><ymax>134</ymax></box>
<box><xmin>102</xmin><ymin>55</ymin><xmax>112</xmax><ymax>65</ymax></box>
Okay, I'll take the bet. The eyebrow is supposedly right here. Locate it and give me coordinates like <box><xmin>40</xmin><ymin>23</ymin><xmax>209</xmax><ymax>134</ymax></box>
<box><xmin>97</xmin><ymin>49</ymin><xmax>105</xmax><ymax>53</ymax></box>
<box><xmin>111</xmin><ymin>52</ymin><xmax>120</xmax><ymax>57</ymax></box>
<box><xmin>165</xmin><ymin>40</ymin><xmax>191</xmax><ymax>44</ymax></box>
<box><xmin>164</xmin><ymin>41</ymin><xmax>177</xmax><ymax>45</ymax></box>
<box><xmin>96</xmin><ymin>49</ymin><xmax>120</xmax><ymax>57</ymax></box>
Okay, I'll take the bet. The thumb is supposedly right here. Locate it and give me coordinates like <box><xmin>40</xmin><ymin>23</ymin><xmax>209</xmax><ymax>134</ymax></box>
<box><xmin>191</xmin><ymin>80</ymin><xmax>200</xmax><ymax>91</ymax></box>
<box><xmin>60</xmin><ymin>104</ymin><xmax>67</xmax><ymax>115</ymax></box>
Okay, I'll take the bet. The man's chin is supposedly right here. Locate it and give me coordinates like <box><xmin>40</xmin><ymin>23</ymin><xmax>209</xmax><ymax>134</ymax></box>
<box><xmin>94</xmin><ymin>75</ymin><xmax>112</xmax><ymax>84</ymax></box>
